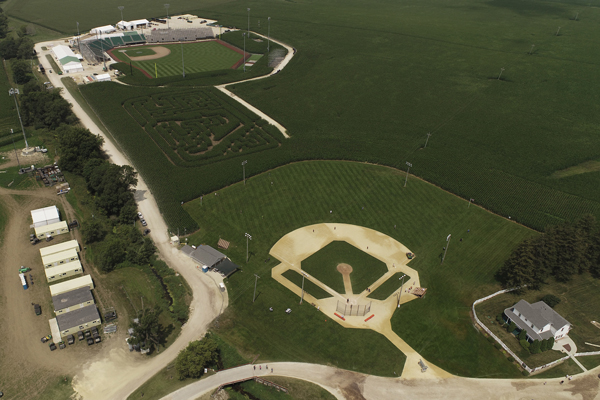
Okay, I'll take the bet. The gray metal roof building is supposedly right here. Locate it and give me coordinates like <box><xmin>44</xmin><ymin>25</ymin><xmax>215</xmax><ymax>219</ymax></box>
<box><xmin>505</xmin><ymin>299</ymin><xmax>571</xmax><ymax>342</ymax></box>
<box><xmin>56</xmin><ymin>305</ymin><xmax>100</xmax><ymax>333</ymax></box>
<box><xmin>181</xmin><ymin>245</ymin><xmax>226</xmax><ymax>268</ymax></box>
<box><xmin>52</xmin><ymin>287</ymin><xmax>94</xmax><ymax>312</ymax></box>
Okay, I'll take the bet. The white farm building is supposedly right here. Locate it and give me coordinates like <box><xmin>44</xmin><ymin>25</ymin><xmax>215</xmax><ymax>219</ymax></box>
<box><xmin>51</xmin><ymin>45</ymin><xmax>84</xmax><ymax>74</ymax></box>
<box><xmin>117</xmin><ymin>19</ymin><xmax>149</xmax><ymax>30</ymax></box>
<box><xmin>90</xmin><ymin>25</ymin><xmax>116</xmax><ymax>35</ymax></box>
<box><xmin>30</xmin><ymin>206</ymin><xmax>60</xmax><ymax>228</ymax></box>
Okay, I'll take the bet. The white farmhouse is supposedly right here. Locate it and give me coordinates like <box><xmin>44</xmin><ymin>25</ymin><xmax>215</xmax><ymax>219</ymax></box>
<box><xmin>504</xmin><ymin>299</ymin><xmax>571</xmax><ymax>341</ymax></box>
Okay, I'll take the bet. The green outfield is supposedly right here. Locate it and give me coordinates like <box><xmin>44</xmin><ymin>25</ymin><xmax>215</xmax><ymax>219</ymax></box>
<box><xmin>184</xmin><ymin>160</ymin><xmax>533</xmax><ymax>377</ymax></box>
<box><xmin>113</xmin><ymin>41</ymin><xmax>242</xmax><ymax>78</ymax></box>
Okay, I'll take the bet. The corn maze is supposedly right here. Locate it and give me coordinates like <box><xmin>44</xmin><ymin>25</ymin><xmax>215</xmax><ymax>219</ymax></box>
<box><xmin>123</xmin><ymin>89</ymin><xmax>281</xmax><ymax>167</ymax></box>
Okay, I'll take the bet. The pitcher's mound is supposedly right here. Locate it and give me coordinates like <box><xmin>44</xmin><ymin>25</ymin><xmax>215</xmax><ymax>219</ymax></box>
<box><xmin>337</xmin><ymin>263</ymin><xmax>353</xmax><ymax>276</ymax></box>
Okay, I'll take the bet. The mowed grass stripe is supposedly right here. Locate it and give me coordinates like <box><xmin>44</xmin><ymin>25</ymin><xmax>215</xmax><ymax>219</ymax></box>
<box><xmin>184</xmin><ymin>160</ymin><xmax>531</xmax><ymax>378</ymax></box>
<box><xmin>120</xmin><ymin>41</ymin><xmax>241</xmax><ymax>78</ymax></box>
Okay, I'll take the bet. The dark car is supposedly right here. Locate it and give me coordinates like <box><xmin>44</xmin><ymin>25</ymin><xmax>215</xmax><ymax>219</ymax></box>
<box><xmin>34</xmin><ymin>304</ymin><xmax>41</xmax><ymax>315</ymax></box>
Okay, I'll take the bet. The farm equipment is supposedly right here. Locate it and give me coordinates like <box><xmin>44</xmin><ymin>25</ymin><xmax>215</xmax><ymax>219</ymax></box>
<box><xmin>19</xmin><ymin>273</ymin><xmax>27</xmax><ymax>290</ymax></box>
<box><xmin>19</xmin><ymin>266</ymin><xmax>30</xmax><ymax>273</ymax></box>
<box><xmin>41</xmin><ymin>334</ymin><xmax>52</xmax><ymax>343</ymax></box>
<box><xmin>33</xmin><ymin>304</ymin><xmax>41</xmax><ymax>315</ymax></box>
<box><xmin>58</xmin><ymin>342</ymin><xmax>66</xmax><ymax>350</ymax></box>
<box><xmin>49</xmin><ymin>343</ymin><xmax>57</xmax><ymax>351</ymax></box>
<box><xmin>104</xmin><ymin>310</ymin><xmax>117</xmax><ymax>322</ymax></box>
<box><xmin>30</xmin><ymin>237</ymin><xmax>40</xmax><ymax>245</ymax></box>
<box><xmin>406</xmin><ymin>252</ymin><xmax>415</xmax><ymax>259</ymax></box>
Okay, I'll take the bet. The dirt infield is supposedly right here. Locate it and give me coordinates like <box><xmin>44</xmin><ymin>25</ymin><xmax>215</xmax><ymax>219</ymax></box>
<box><xmin>125</xmin><ymin>46</ymin><xmax>171</xmax><ymax>61</ymax></box>
<box><xmin>337</xmin><ymin>263</ymin><xmax>353</xmax><ymax>294</ymax></box>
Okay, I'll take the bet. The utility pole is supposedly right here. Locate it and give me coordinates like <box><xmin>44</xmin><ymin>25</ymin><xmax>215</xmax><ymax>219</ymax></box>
<box><xmin>556</xmin><ymin>26</ymin><xmax>561</xmax><ymax>36</ymax></box>
<box><xmin>247</xmin><ymin>8</ymin><xmax>251</xmax><ymax>37</ymax></box>
<box><xmin>245</xmin><ymin>232</ymin><xmax>252</xmax><ymax>262</ymax></box>
<box><xmin>252</xmin><ymin>274</ymin><xmax>260</xmax><ymax>303</ymax></box>
<box><xmin>164</xmin><ymin>4</ymin><xmax>170</xmax><ymax>29</ymax></box>
<box><xmin>424</xmin><ymin>132</ymin><xmax>431</xmax><ymax>148</ymax></box>
<box><xmin>404</xmin><ymin>162</ymin><xmax>412</xmax><ymax>187</ymax></box>
<box><xmin>267</xmin><ymin>17</ymin><xmax>271</xmax><ymax>52</ymax></box>
<box><xmin>529</xmin><ymin>44</ymin><xmax>535</xmax><ymax>55</ymax></box>
<box><xmin>242</xmin><ymin>160</ymin><xmax>247</xmax><ymax>185</ymax></box>
<box><xmin>76</xmin><ymin>22</ymin><xmax>81</xmax><ymax>50</ymax></box>
<box><xmin>498</xmin><ymin>67</ymin><xmax>505</xmax><ymax>80</ymax></box>
<box><xmin>243</xmin><ymin>33</ymin><xmax>246</xmax><ymax>72</ymax></box>
<box><xmin>11</xmin><ymin>135</ymin><xmax>21</xmax><ymax>171</ymax></box>
<box><xmin>442</xmin><ymin>234</ymin><xmax>451</xmax><ymax>264</ymax></box>
<box><xmin>181</xmin><ymin>42</ymin><xmax>185</xmax><ymax>77</ymax></box>
<box><xmin>468</xmin><ymin>198</ymin><xmax>474</xmax><ymax>208</ymax></box>
<box><xmin>118</xmin><ymin>6</ymin><xmax>125</xmax><ymax>22</ymax></box>
<box><xmin>8</xmin><ymin>89</ymin><xmax>28</xmax><ymax>150</ymax></box>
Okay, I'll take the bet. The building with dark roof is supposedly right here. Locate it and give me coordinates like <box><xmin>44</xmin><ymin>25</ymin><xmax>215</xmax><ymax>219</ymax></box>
<box><xmin>56</xmin><ymin>305</ymin><xmax>101</xmax><ymax>337</ymax></box>
<box><xmin>52</xmin><ymin>287</ymin><xmax>95</xmax><ymax>315</ymax></box>
<box><xmin>181</xmin><ymin>245</ymin><xmax>226</xmax><ymax>268</ymax></box>
<box><xmin>504</xmin><ymin>299</ymin><xmax>571</xmax><ymax>342</ymax></box>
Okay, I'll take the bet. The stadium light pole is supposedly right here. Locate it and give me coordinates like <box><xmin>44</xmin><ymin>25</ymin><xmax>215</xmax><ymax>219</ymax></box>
<box><xmin>245</xmin><ymin>232</ymin><xmax>252</xmax><ymax>262</ymax></box>
<box><xmin>404</xmin><ymin>162</ymin><xmax>412</xmax><ymax>187</ymax></box>
<box><xmin>498</xmin><ymin>67</ymin><xmax>505</xmax><ymax>80</ymax></box>
<box><xmin>8</xmin><ymin>89</ymin><xmax>29</xmax><ymax>150</ymax></box>
<box><xmin>164</xmin><ymin>4</ymin><xmax>170</xmax><ymax>29</ymax></box>
<box><xmin>556</xmin><ymin>26</ymin><xmax>561</xmax><ymax>36</ymax></box>
<box><xmin>118</xmin><ymin>6</ymin><xmax>124</xmax><ymax>22</ymax></box>
<box><xmin>267</xmin><ymin>17</ymin><xmax>271</xmax><ymax>52</ymax></box>
<box><xmin>442</xmin><ymin>234</ymin><xmax>451</xmax><ymax>264</ymax></box>
<box><xmin>252</xmin><ymin>274</ymin><xmax>260</xmax><ymax>303</ymax></box>
<box><xmin>300</xmin><ymin>272</ymin><xmax>307</xmax><ymax>304</ymax></box>
<box><xmin>424</xmin><ymin>132</ymin><xmax>431</xmax><ymax>148</ymax></box>
<box><xmin>247</xmin><ymin>8</ymin><xmax>250</xmax><ymax>37</ymax></box>
<box><xmin>76</xmin><ymin>22</ymin><xmax>80</xmax><ymax>50</ymax></box>
<box><xmin>468</xmin><ymin>198</ymin><xmax>474</xmax><ymax>208</ymax></box>
<box><xmin>529</xmin><ymin>44</ymin><xmax>535</xmax><ymax>55</ymax></box>
<box><xmin>242</xmin><ymin>32</ymin><xmax>246</xmax><ymax>72</ymax></box>
<box><xmin>242</xmin><ymin>160</ymin><xmax>248</xmax><ymax>185</ymax></box>
<box><xmin>181</xmin><ymin>43</ymin><xmax>185</xmax><ymax>78</ymax></box>
<box><xmin>397</xmin><ymin>274</ymin><xmax>406</xmax><ymax>308</ymax></box>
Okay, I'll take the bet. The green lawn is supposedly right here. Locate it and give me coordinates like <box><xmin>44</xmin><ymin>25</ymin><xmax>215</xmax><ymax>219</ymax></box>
<box><xmin>301</xmin><ymin>241</ymin><xmax>388</xmax><ymax>294</ymax></box>
<box><xmin>578</xmin><ymin>355</ymin><xmax>600</xmax><ymax>371</ymax></box>
<box><xmin>368</xmin><ymin>272</ymin><xmax>410</xmax><ymax>301</ymax></box>
<box><xmin>282</xmin><ymin>269</ymin><xmax>332</xmax><ymax>300</ymax></box>
<box><xmin>530</xmin><ymin>357</ymin><xmax>583</xmax><ymax>379</ymax></box>
<box><xmin>113</xmin><ymin>41</ymin><xmax>242</xmax><ymax>78</ymax></box>
<box><xmin>225</xmin><ymin>377</ymin><xmax>336</xmax><ymax>400</ymax></box>
<box><xmin>0</xmin><ymin>166</ymin><xmax>40</xmax><ymax>189</ymax></box>
<box><xmin>184</xmin><ymin>160</ymin><xmax>533</xmax><ymax>378</ymax></box>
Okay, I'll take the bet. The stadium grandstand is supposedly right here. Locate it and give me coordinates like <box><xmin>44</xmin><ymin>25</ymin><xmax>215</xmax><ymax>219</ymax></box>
<box><xmin>80</xmin><ymin>31</ymin><xmax>146</xmax><ymax>63</ymax></box>
<box><xmin>147</xmin><ymin>27</ymin><xmax>213</xmax><ymax>43</ymax></box>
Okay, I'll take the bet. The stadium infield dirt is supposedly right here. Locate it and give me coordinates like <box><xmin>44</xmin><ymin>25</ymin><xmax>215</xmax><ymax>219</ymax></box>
<box><xmin>270</xmin><ymin>223</ymin><xmax>452</xmax><ymax>379</ymax></box>
<box><xmin>124</xmin><ymin>46</ymin><xmax>171</xmax><ymax>61</ymax></box>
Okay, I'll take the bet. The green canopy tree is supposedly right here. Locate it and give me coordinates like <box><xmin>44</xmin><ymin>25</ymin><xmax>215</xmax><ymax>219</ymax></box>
<box><xmin>129</xmin><ymin>309</ymin><xmax>166</xmax><ymax>353</ymax></box>
<box><xmin>175</xmin><ymin>337</ymin><xmax>218</xmax><ymax>380</ymax></box>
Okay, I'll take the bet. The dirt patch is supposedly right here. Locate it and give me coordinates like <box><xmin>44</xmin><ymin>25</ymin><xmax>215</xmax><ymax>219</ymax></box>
<box><xmin>564</xmin><ymin>374</ymin><xmax>600</xmax><ymax>400</ymax></box>
<box><xmin>126</xmin><ymin>46</ymin><xmax>171</xmax><ymax>61</ymax></box>
<box><xmin>337</xmin><ymin>263</ymin><xmax>353</xmax><ymax>295</ymax></box>
<box><xmin>0</xmin><ymin>151</ymin><xmax>49</xmax><ymax>169</ymax></box>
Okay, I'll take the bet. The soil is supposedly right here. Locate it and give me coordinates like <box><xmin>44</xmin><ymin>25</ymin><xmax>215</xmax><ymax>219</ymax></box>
<box><xmin>337</xmin><ymin>263</ymin><xmax>353</xmax><ymax>295</ymax></box>
<box><xmin>126</xmin><ymin>46</ymin><xmax>171</xmax><ymax>61</ymax></box>
<box><xmin>0</xmin><ymin>151</ymin><xmax>50</xmax><ymax>169</ymax></box>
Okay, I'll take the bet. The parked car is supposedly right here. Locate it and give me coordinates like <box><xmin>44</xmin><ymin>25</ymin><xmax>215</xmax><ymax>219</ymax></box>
<box><xmin>30</xmin><ymin>238</ymin><xmax>40</xmax><ymax>245</ymax></box>
<box><xmin>137</xmin><ymin>212</ymin><xmax>143</xmax><ymax>218</ymax></box>
<box><xmin>78</xmin><ymin>331</ymin><xmax>85</xmax><ymax>341</ymax></box>
<box><xmin>49</xmin><ymin>343</ymin><xmax>57</xmax><ymax>351</ymax></box>
<box><xmin>87</xmin><ymin>338</ymin><xmax>94</xmax><ymax>346</ymax></box>
<box><xmin>58</xmin><ymin>342</ymin><xmax>66</xmax><ymax>349</ymax></box>
<box><xmin>41</xmin><ymin>334</ymin><xmax>52</xmax><ymax>343</ymax></box>
<box><xmin>67</xmin><ymin>335</ymin><xmax>75</xmax><ymax>345</ymax></box>
<box><xmin>141</xmin><ymin>219</ymin><xmax>147</xmax><ymax>227</ymax></box>
<box><xmin>45</xmin><ymin>236</ymin><xmax>53</xmax><ymax>242</ymax></box>
<box><xmin>143</xmin><ymin>229</ymin><xmax>151</xmax><ymax>236</ymax></box>
<box><xmin>33</xmin><ymin>304</ymin><xmax>41</xmax><ymax>315</ymax></box>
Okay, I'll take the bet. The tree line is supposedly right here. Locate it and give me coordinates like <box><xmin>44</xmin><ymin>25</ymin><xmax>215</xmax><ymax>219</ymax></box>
<box><xmin>496</xmin><ymin>215</ymin><xmax>600</xmax><ymax>289</ymax></box>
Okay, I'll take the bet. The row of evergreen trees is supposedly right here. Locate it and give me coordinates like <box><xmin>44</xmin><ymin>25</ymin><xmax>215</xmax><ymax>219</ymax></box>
<box><xmin>496</xmin><ymin>215</ymin><xmax>600</xmax><ymax>289</ymax></box>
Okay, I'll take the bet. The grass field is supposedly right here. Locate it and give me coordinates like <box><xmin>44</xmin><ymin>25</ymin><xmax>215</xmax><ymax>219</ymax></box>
<box><xmin>300</xmin><ymin>241</ymin><xmax>389</xmax><ymax>294</ymax></box>
<box><xmin>282</xmin><ymin>269</ymin><xmax>332</xmax><ymax>299</ymax></box>
<box><xmin>184</xmin><ymin>160</ymin><xmax>534</xmax><ymax>377</ymax></box>
<box><xmin>113</xmin><ymin>41</ymin><xmax>242</xmax><ymax>78</ymax></box>
<box><xmin>368</xmin><ymin>272</ymin><xmax>411</xmax><ymax>301</ymax></box>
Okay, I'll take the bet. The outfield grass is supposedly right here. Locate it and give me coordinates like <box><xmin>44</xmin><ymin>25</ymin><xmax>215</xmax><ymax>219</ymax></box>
<box><xmin>368</xmin><ymin>272</ymin><xmax>410</xmax><ymax>301</ymax></box>
<box><xmin>184</xmin><ymin>160</ymin><xmax>533</xmax><ymax>377</ymax></box>
<box><xmin>301</xmin><ymin>241</ymin><xmax>388</xmax><ymax>294</ymax></box>
<box><xmin>113</xmin><ymin>41</ymin><xmax>242</xmax><ymax>78</ymax></box>
<box><xmin>282</xmin><ymin>269</ymin><xmax>332</xmax><ymax>300</ymax></box>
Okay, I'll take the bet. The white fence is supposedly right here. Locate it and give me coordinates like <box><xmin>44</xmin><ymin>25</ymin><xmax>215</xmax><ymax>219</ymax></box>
<box><xmin>471</xmin><ymin>286</ymin><xmax>585</xmax><ymax>374</ymax></box>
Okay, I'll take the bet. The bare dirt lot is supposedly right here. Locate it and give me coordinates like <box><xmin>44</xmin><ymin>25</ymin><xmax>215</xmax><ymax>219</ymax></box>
<box><xmin>0</xmin><ymin>184</ymin><xmax>129</xmax><ymax>399</ymax></box>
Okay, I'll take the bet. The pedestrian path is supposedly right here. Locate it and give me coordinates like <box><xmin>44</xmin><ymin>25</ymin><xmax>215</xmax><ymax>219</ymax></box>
<box><xmin>569</xmin><ymin>355</ymin><xmax>588</xmax><ymax>372</ymax></box>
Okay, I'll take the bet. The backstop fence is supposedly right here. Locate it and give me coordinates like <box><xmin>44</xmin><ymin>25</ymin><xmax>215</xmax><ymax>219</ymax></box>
<box><xmin>336</xmin><ymin>301</ymin><xmax>371</xmax><ymax>317</ymax></box>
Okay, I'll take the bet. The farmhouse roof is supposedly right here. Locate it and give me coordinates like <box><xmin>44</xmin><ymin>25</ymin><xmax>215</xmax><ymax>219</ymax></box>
<box><xmin>56</xmin><ymin>305</ymin><xmax>100</xmax><ymax>330</ymax></box>
<box><xmin>59</xmin><ymin>56</ymin><xmax>80</xmax><ymax>65</ymax></box>
<box><xmin>505</xmin><ymin>299</ymin><xmax>570</xmax><ymax>341</ymax></box>
<box><xmin>51</xmin><ymin>45</ymin><xmax>75</xmax><ymax>61</ymax></box>
<box><xmin>181</xmin><ymin>244</ymin><xmax>226</xmax><ymax>268</ymax></box>
<box><xmin>52</xmin><ymin>287</ymin><xmax>93</xmax><ymax>311</ymax></box>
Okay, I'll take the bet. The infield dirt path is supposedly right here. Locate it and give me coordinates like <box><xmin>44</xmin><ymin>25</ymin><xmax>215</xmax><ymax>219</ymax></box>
<box><xmin>124</xmin><ymin>46</ymin><xmax>171</xmax><ymax>61</ymax></box>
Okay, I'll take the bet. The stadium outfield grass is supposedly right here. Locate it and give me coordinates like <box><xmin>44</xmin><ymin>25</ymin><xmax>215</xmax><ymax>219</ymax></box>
<box><xmin>184</xmin><ymin>160</ymin><xmax>533</xmax><ymax>378</ymax></box>
<box><xmin>113</xmin><ymin>41</ymin><xmax>242</xmax><ymax>78</ymax></box>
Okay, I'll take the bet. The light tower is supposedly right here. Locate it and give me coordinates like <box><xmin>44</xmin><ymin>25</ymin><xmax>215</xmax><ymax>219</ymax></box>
<box><xmin>164</xmin><ymin>4</ymin><xmax>170</xmax><ymax>29</ymax></box>
<box><xmin>8</xmin><ymin>88</ymin><xmax>30</xmax><ymax>153</ymax></box>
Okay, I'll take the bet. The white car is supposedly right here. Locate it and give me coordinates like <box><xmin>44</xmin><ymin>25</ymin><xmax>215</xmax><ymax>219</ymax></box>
<box><xmin>138</xmin><ymin>212</ymin><xmax>143</xmax><ymax>218</ymax></box>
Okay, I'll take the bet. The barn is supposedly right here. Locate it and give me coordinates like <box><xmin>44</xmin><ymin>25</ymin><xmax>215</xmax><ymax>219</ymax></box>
<box><xmin>49</xmin><ymin>274</ymin><xmax>94</xmax><ymax>297</ymax></box>
<box><xmin>51</xmin><ymin>45</ymin><xmax>84</xmax><ymax>73</ymax></box>
<box><xmin>45</xmin><ymin>261</ymin><xmax>83</xmax><ymax>283</ymax></box>
<box><xmin>30</xmin><ymin>206</ymin><xmax>60</xmax><ymax>228</ymax></box>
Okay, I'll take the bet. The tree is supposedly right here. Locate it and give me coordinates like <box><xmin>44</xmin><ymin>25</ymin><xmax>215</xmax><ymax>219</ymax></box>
<box><xmin>530</xmin><ymin>339</ymin><xmax>541</xmax><ymax>354</ymax></box>
<box><xmin>11</xmin><ymin>59</ymin><xmax>30</xmax><ymax>84</ymax></box>
<box><xmin>547</xmin><ymin>336</ymin><xmax>555</xmax><ymax>350</ymax></box>
<box><xmin>507</xmin><ymin>321</ymin><xmax>517</xmax><ymax>334</ymax></box>
<box><xmin>119</xmin><ymin>198</ymin><xmax>138</xmax><ymax>225</ymax></box>
<box><xmin>96</xmin><ymin>238</ymin><xmax>125</xmax><ymax>272</ymax></box>
<box><xmin>0</xmin><ymin>35</ymin><xmax>17</xmax><ymax>58</ymax></box>
<box><xmin>540</xmin><ymin>338</ymin><xmax>549</xmax><ymax>352</ymax></box>
<box><xmin>57</xmin><ymin>126</ymin><xmax>103</xmax><ymax>173</ymax></box>
<box><xmin>520</xmin><ymin>339</ymin><xmax>530</xmax><ymax>351</ymax></box>
<box><xmin>175</xmin><ymin>337</ymin><xmax>218</xmax><ymax>380</ymax></box>
<box><xmin>81</xmin><ymin>218</ymin><xmax>107</xmax><ymax>244</ymax></box>
<box><xmin>129</xmin><ymin>309</ymin><xmax>166</xmax><ymax>353</ymax></box>
<box><xmin>0</xmin><ymin>8</ymin><xmax>8</xmax><ymax>39</ymax></box>
<box><xmin>541</xmin><ymin>294</ymin><xmax>561</xmax><ymax>308</ymax></box>
<box><xmin>16</xmin><ymin>36</ymin><xmax>33</xmax><ymax>59</ymax></box>
<box><xmin>20</xmin><ymin>90</ymin><xmax>77</xmax><ymax>129</ymax></box>
<box><xmin>23</xmin><ymin>79</ymin><xmax>41</xmax><ymax>94</ymax></box>
<box><xmin>518</xmin><ymin>329</ymin><xmax>527</xmax><ymax>341</ymax></box>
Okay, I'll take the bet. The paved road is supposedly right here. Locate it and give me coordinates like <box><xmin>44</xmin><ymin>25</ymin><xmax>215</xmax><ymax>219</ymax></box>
<box><xmin>34</xmin><ymin>41</ymin><xmax>227</xmax><ymax>400</ymax></box>
<box><xmin>162</xmin><ymin>361</ymin><xmax>600</xmax><ymax>400</ymax></box>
